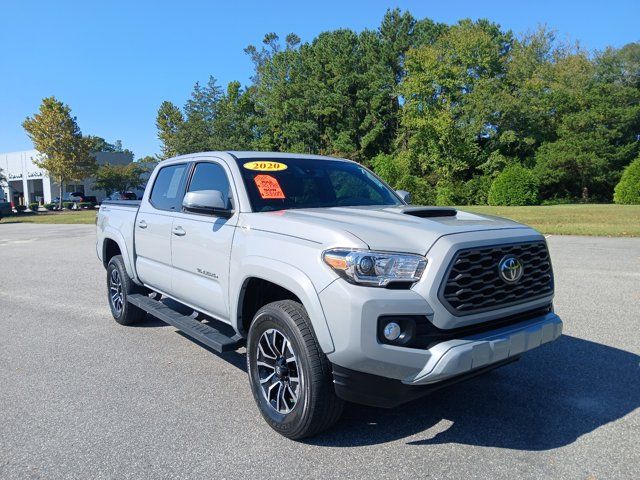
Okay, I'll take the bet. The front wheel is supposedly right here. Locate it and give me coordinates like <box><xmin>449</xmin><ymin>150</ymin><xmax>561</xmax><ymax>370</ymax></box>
<box><xmin>247</xmin><ymin>300</ymin><xmax>344</xmax><ymax>439</ymax></box>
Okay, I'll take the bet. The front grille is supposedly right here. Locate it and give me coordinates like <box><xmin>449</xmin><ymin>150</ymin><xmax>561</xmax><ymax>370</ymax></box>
<box><xmin>439</xmin><ymin>242</ymin><xmax>553</xmax><ymax>315</ymax></box>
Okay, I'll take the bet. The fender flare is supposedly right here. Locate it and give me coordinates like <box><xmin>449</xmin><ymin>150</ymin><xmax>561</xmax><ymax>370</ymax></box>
<box><xmin>102</xmin><ymin>226</ymin><xmax>140</xmax><ymax>283</ymax></box>
<box><xmin>231</xmin><ymin>256</ymin><xmax>335</xmax><ymax>354</ymax></box>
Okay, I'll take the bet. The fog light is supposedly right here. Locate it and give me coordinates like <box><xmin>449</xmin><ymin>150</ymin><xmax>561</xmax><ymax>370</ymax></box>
<box><xmin>383</xmin><ymin>322</ymin><xmax>402</xmax><ymax>341</ymax></box>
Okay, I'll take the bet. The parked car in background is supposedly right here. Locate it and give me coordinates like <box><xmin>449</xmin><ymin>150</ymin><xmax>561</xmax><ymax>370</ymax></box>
<box><xmin>79</xmin><ymin>196</ymin><xmax>98</xmax><ymax>208</ymax></box>
<box><xmin>53</xmin><ymin>192</ymin><xmax>85</xmax><ymax>204</ymax></box>
<box><xmin>105</xmin><ymin>191</ymin><xmax>138</xmax><ymax>201</ymax></box>
<box><xmin>0</xmin><ymin>200</ymin><xmax>12</xmax><ymax>220</ymax></box>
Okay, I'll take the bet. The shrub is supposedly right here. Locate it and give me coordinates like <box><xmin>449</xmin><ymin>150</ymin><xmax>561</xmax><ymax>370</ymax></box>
<box><xmin>435</xmin><ymin>179</ymin><xmax>457</xmax><ymax>206</ymax></box>
<box><xmin>15</xmin><ymin>205</ymin><xmax>27</xmax><ymax>213</ymax></box>
<box><xmin>44</xmin><ymin>203</ymin><xmax>56</xmax><ymax>210</ymax></box>
<box><xmin>488</xmin><ymin>164</ymin><xmax>540</xmax><ymax>206</ymax></box>
<box><xmin>29</xmin><ymin>202</ymin><xmax>39</xmax><ymax>212</ymax></box>
<box><xmin>464</xmin><ymin>175</ymin><xmax>493</xmax><ymax>205</ymax></box>
<box><xmin>63</xmin><ymin>202</ymin><xmax>74</xmax><ymax>210</ymax></box>
<box><xmin>79</xmin><ymin>202</ymin><xmax>95</xmax><ymax>209</ymax></box>
<box><xmin>613</xmin><ymin>157</ymin><xmax>640</xmax><ymax>205</ymax></box>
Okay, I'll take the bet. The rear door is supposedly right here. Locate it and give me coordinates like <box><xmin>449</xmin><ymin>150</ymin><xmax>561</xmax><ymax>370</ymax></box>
<box><xmin>170</xmin><ymin>160</ymin><xmax>238</xmax><ymax>321</ymax></box>
<box><xmin>135</xmin><ymin>162</ymin><xmax>190</xmax><ymax>293</ymax></box>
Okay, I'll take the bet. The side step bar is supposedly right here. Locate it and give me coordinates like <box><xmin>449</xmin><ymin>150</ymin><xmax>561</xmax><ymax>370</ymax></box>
<box><xmin>128</xmin><ymin>293</ymin><xmax>243</xmax><ymax>353</ymax></box>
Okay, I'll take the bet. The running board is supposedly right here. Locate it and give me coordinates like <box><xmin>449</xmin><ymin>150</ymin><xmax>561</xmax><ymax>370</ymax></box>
<box><xmin>127</xmin><ymin>293</ymin><xmax>243</xmax><ymax>353</ymax></box>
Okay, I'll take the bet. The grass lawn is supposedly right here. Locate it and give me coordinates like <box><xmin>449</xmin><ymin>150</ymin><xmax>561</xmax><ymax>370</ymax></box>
<box><xmin>461</xmin><ymin>204</ymin><xmax>640</xmax><ymax>237</ymax></box>
<box><xmin>1</xmin><ymin>204</ymin><xmax>639</xmax><ymax>237</ymax></box>
<box><xmin>0</xmin><ymin>209</ymin><xmax>97</xmax><ymax>225</ymax></box>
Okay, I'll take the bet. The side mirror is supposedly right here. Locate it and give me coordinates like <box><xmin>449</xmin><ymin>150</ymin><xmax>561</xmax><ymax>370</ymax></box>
<box><xmin>396</xmin><ymin>190</ymin><xmax>412</xmax><ymax>204</ymax></box>
<box><xmin>182</xmin><ymin>190</ymin><xmax>232</xmax><ymax>217</ymax></box>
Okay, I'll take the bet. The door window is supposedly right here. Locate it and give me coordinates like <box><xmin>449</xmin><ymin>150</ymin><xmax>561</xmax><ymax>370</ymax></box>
<box><xmin>187</xmin><ymin>162</ymin><xmax>232</xmax><ymax>209</ymax></box>
<box><xmin>149</xmin><ymin>163</ymin><xmax>189</xmax><ymax>211</ymax></box>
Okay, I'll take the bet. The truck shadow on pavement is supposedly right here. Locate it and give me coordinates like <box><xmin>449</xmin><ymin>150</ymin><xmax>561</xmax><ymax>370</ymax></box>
<box><xmin>306</xmin><ymin>335</ymin><xmax>640</xmax><ymax>450</ymax></box>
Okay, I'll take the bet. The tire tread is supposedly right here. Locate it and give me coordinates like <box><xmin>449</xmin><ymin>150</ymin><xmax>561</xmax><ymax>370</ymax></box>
<box><xmin>107</xmin><ymin>255</ymin><xmax>145</xmax><ymax>325</ymax></box>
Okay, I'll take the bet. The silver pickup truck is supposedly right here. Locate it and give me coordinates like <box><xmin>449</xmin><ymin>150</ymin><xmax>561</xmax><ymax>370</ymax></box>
<box><xmin>96</xmin><ymin>151</ymin><xmax>562</xmax><ymax>439</ymax></box>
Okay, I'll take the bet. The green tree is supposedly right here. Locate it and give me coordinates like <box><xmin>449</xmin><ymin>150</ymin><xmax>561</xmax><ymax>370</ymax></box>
<box><xmin>400</xmin><ymin>19</ymin><xmax>512</xmax><ymax>182</ymax></box>
<box><xmin>84</xmin><ymin>136</ymin><xmax>134</xmax><ymax>158</ymax></box>
<box><xmin>177</xmin><ymin>76</ymin><xmax>223</xmax><ymax>153</ymax></box>
<box><xmin>476</xmin><ymin>28</ymin><xmax>560</xmax><ymax>163</ymax></box>
<box><xmin>22</xmin><ymin>97</ymin><xmax>96</xmax><ymax>208</ymax></box>
<box><xmin>156</xmin><ymin>101</ymin><xmax>184</xmax><ymax>158</ymax></box>
<box><xmin>93</xmin><ymin>162</ymin><xmax>149</xmax><ymax>196</ymax></box>
<box><xmin>137</xmin><ymin>155</ymin><xmax>159</xmax><ymax>166</ymax></box>
<box><xmin>209</xmin><ymin>81</ymin><xmax>259</xmax><ymax>150</ymax></box>
<box><xmin>85</xmin><ymin>135</ymin><xmax>117</xmax><ymax>153</ymax></box>
<box><xmin>247</xmin><ymin>32</ymin><xmax>316</xmax><ymax>153</ymax></box>
<box><xmin>156</xmin><ymin>78</ymin><xmax>259</xmax><ymax>155</ymax></box>
<box><xmin>247</xmin><ymin>26</ymin><xmax>410</xmax><ymax>160</ymax></box>
<box><xmin>534</xmin><ymin>55</ymin><xmax>640</xmax><ymax>200</ymax></box>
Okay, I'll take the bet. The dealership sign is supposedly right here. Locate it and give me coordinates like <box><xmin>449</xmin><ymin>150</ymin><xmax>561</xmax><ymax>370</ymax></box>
<box><xmin>7</xmin><ymin>171</ymin><xmax>45</xmax><ymax>180</ymax></box>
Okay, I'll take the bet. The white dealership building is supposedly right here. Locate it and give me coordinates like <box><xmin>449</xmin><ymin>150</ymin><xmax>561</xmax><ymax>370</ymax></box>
<box><xmin>0</xmin><ymin>149</ymin><xmax>134</xmax><ymax>205</ymax></box>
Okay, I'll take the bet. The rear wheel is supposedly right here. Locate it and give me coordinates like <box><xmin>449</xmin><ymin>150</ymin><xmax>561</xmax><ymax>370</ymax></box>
<box><xmin>247</xmin><ymin>300</ymin><xmax>343</xmax><ymax>439</ymax></box>
<box><xmin>106</xmin><ymin>255</ymin><xmax>145</xmax><ymax>325</ymax></box>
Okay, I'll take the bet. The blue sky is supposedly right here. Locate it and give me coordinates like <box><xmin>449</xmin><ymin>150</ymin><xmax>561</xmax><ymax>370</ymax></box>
<box><xmin>1</xmin><ymin>0</ymin><xmax>638</xmax><ymax>158</ymax></box>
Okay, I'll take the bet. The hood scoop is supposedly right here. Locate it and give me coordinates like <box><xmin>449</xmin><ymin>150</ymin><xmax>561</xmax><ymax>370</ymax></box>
<box><xmin>400</xmin><ymin>206</ymin><xmax>458</xmax><ymax>218</ymax></box>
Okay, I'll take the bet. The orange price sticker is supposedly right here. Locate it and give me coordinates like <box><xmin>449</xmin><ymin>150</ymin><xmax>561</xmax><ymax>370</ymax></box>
<box><xmin>254</xmin><ymin>174</ymin><xmax>285</xmax><ymax>200</ymax></box>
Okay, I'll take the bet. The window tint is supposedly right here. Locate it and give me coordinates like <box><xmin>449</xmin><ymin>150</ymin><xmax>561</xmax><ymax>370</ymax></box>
<box><xmin>149</xmin><ymin>163</ymin><xmax>189</xmax><ymax>211</ymax></box>
<box><xmin>187</xmin><ymin>162</ymin><xmax>232</xmax><ymax>209</ymax></box>
<box><xmin>328</xmin><ymin>171</ymin><xmax>385</xmax><ymax>204</ymax></box>
<box><xmin>236</xmin><ymin>158</ymin><xmax>401</xmax><ymax>212</ymax></box>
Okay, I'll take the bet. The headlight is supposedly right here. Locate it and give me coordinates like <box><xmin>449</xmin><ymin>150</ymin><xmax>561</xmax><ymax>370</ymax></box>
<box><xmin>322</xmin><ymin>249</ymin><xmax>427</xmax><ymax>287</ymax></box>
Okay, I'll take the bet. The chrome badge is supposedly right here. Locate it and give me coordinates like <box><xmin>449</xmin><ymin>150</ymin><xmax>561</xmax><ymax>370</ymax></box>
<box><xmin>498</xmin><ymin>255</ymin><xmax>524</xmax><ymax>284</ymax></box>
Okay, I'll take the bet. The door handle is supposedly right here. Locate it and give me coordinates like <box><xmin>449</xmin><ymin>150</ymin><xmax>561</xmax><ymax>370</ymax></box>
<box><xmin>172</xmin><ymin>226</ymin><xmax>186</xmax><ymax>236</ymax></box>
<box><xmin>137</xmin><ymin>220</ymin><xmax>147</xmax><ymax>229</ymax></box>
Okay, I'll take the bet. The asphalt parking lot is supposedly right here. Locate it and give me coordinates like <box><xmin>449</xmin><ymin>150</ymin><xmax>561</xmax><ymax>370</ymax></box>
<box><xmin>0</xmin><ymin>224</ymin><xmax>638</xmax><ymax>479</ymax></box>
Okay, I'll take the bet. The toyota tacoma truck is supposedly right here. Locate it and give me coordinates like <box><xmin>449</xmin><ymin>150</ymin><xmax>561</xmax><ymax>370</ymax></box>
<box><xmin>96</xmin><ymin>151</ymin><xmax>562</xmax><ymax>439</ymax></box>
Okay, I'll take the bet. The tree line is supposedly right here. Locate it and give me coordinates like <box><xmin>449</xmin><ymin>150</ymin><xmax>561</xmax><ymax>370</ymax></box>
<box><xmin>156</xmin><ymin>9</ymin><xmax>640</xmax><ymax>205</ymax></box>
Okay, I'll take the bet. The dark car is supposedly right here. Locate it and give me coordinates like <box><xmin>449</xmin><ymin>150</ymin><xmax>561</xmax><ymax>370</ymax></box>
<box><xmin>0</xmin><ymin>201</ymin><xmax>12</xmax><ymax>220</ymax></box>
<box><xmin>105</xmin><ymin>192</ymin><xmax>138</xmax><ymax>201</ymax></box>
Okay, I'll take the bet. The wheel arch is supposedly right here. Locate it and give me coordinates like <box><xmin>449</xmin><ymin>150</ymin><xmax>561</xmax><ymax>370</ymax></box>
<box><xmin>101</xmin><ymin>228</ymin><xmax>138</xmax><ymax>282</ymax></box>
<box><xmin>232</xmin><ymin>257</ymin><xmax>335</xmax><ymax>354</ymax></box>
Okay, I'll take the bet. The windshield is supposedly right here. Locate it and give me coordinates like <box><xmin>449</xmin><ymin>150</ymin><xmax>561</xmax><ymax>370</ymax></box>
<box><xmin>235</xmin><ymin>157</ymin><xmax>402</xmax><ymax>212</ymax></box>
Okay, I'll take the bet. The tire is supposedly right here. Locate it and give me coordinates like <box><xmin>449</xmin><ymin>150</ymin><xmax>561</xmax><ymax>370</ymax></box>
<box><xmin>246</xmin><ymin>300</ymin><xmax>344</xmax><ymax>439</ymax></box>
<box><xmin>106</xmin><ymin>255</ymin><xmax>146</xmax><ymax>325</ymax></box>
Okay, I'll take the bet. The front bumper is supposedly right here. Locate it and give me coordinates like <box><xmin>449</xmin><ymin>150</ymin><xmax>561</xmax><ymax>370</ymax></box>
<box><xmin>320</xmin><ymin>278</ymin><xmax>562</xmax><ymax>382</ymax></box>
<box><xmin>330</xmin><ymin>313</ymin><xmax>562</xmax><ymax>408</ymax></box>
<box><xmin>405</xmin><ymin>312</ymin><xmax>562</xmax><ymax>385</ymax></box>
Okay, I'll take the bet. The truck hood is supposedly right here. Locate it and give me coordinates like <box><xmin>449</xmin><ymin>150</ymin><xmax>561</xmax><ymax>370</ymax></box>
<box><xmin>242</xmin><ymin>206</ymin><xmax>530</xmax><ymax>255</ymax></box>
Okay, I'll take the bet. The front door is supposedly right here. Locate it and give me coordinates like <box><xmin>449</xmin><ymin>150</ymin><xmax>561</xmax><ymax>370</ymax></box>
<box><xmin>170</xmin><ymin>161</ymin><xmax>238</xmax><ymax>322</ymax></box>
<box><xmin>135</xmin><ymin>162</ymin><xmax>190</xmax><ymax>294</ymax></box>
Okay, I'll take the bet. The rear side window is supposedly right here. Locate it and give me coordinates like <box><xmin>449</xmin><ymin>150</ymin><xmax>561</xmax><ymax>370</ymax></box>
<box><xmin>187</xmin><ymin>162</ymin><xmax>233</xmax><ymax>209</ymax></box>
<box><xmin>149</xmin><ymin>163</ymin><xmax>189</xmax><ymax>211</ymax></box>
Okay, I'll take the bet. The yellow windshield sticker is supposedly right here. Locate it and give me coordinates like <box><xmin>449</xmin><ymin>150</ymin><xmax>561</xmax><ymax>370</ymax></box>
<box><xmin>243</xmin><ymin>161</ymin><xmax>288</xmax><ymax>172</ymax></box>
